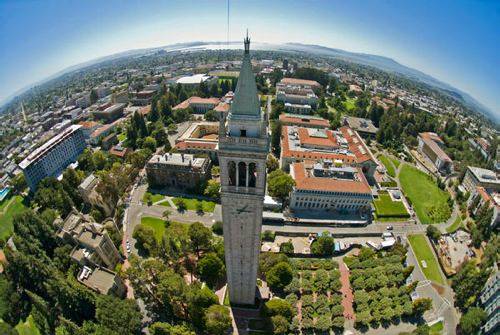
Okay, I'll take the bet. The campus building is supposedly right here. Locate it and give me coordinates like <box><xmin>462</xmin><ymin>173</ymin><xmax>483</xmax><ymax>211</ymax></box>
<box><xmin>173</xmin><ymin>96</ymin><xmax>220</xmax><ymax>114</ymax></box>
<box><xmin>280</xmin><ymin>125</ymin><xmax>377</xmax><ymax>183</ymax></box>
<box><xmin>78</xmin><ymin>174</ymin><xmax>114</xmax><ymax>217</ymax></box>
<box><xmin>175</xmin><ymin>121</ymin><xmax>219</xmax><ymax>160</ymax></box>
<box><xmin>92</xmin><ymin>103</ymin><xmax>126</xmax><ymax>122</ymax></box>
<box><xmin>19</xmin><ymin>125</ymin><xmax>86</xmax><ymax>191</ymax></box>
<box><xmin>145</xmin><ymin>153</ymin><xmax>211</xmax><ymax>190</ymax></box>
<box><xmin>480</xmin><ymin>269</ymin><xmax>499</xmax><ymax>334</ymax></box>
<box><xmin>279</xmin><ymin>113</ymin><xmax>329</xmax><ymax>129</ymax></box>
<box><xmin>343</xmin><ymin>116</ymin><xmax>378</xmax><ymax>138</ymax></box>
<box><xmin>77</xmin><ymin>266</ymin><xmax>125</xmax><ymax>297</ymax></box>
<box><xmin>276</xmin><ymin>77</ymin><xmax>320</xmax><ymax>111</ymax></box>
<box><xmin>289</xmin><ymin>161</ymin><xmax>372</xmax><ymax>214</ymax></box>
<box><xmin>175</xmin><ymin>74</ymin><xmax>217</xmax><ymax>87</ymax></box>
<box><xmin>462</xmin><ymin>166</ymin><xmax>500</xmax><ymax>194</ymax></box>
<box><xmin>417</xmin><ymin>132</ymin><xmax>453</xmax><ymax>174</ymax></box>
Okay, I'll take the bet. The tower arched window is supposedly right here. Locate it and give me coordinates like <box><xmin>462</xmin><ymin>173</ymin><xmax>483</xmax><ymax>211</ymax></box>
<box><xmin>228</xmin><ymin>161</ymin><xmax>236</xmax><ymax>186</ymax></box>
<box><xmin>238</xmin><ymin>162</ymin><xmax>247</xmax><ymax>187</ymax></box>
<box><xmin>248</xmin><ymin>162</ymin><xmax>257</xmax><ymax>188</ymax></box>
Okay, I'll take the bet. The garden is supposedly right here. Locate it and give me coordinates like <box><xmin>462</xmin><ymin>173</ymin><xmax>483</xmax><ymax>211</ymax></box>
<box><xmin>374</xmin><ymin>192</ymin><xmax>410</xmax><ymax>220</ymax></box>
<box><xmin>344</xmin><ymin>245</ymin><xmax>430</xmax><ymax>330</ymax></box>
<box><xmin>399</xmin><ymin>164</ymin><xmax>451</xmax><ymax>224</ymax></box>
<box><xmin>379</xmin><ymin>154</ymin><xmax>397</xmax><ymax>178</ymax></box>
<box><xmin>254</xmin><ymin>256</ymin><xmax>345</xmax><ymax>334</ymax></box>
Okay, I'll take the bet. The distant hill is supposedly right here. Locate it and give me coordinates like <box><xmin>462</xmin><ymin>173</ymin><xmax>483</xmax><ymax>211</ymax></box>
<box><xmin>1</xmin><ymin>41</ymin><xmax>496</xmax><ymax>122</ymax></box>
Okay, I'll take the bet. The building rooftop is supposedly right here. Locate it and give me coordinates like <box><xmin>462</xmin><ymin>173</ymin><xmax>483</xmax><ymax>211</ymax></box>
<box><xmin>173</xmin><ymin>96</ymin><xmax>220</xmax><ymax>110</ymax></box>
<box><xmin>79</xmin><ymin>174</ymin><xmax>98</xmax><ymax>192</ymax></box>
<box><xmin>279</xmin><ymin>113</ymin><xmax>329</xmax><ymax>128</ymax></box>
<box><xmin>280</xmin><ymin>77</ymin><xmax>321</xmax><ymax>88</ymax></box>
<box><xmin>78</xmin><ymin>266</ymin><xmax>119</xmax><ymax>295</ymax></box>
<box><xmin>176</xmin><ymin>74</ymin><xmax>213</xmax><ymax>85</ymax></box>
<box><xmin>147</xmin><ymin>152</ymin><xmax>208</xmax><ymax>169</ymax></box>
<box><xmin>468</xmin><ymin>166</ymin><xmax>500</xmax><ymax>185</ymax></box>
<box><xmin>419</xmin><ymin>132</ymin><xmax>452</xmax><ymax>162</ymax></box>
<box><xmin>19</xmin><ymin>125</ymin><xmax>82</xmax><ymax>169</ymax></box>
<box><xmin>291</xmin><ymin>161</ymin><xmax>371</xmax><ymax>194</ymax></box>
<box><xmin>344</xmin><ymin>116</ymin><xmax>378</xmax><ymax>134</ymax></box>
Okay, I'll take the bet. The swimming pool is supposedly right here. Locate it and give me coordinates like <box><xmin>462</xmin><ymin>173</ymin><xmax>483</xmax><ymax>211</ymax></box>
<box><xmin>0</xmin><ymin>187</ymin><xmax>10</xmax><ymax>202</ymax></box>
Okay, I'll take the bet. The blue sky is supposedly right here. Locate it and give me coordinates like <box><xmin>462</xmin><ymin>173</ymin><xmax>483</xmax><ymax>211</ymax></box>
<box><xmin>0</xmin><ymin>0</ymin><xmax>499</xmax><ymax>115</ymax></box>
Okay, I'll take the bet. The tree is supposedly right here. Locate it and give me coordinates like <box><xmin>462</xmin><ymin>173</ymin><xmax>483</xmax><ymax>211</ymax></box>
<box><xmin>204</xmin><ymin>305</ymin><xmax>232</xmax><ymax>335</ymax></box>
<box><xmin>270</xmin><ymin>121</ymin><xmax>282</xmax><ymax>156</ymax></box>
<box><xmin>259</xmin><ymin>252</ymin><xmax>289</xmax><ymax>276</ymax></box>
<box><xmin>176</xmin><ymin>199</ymin><xmax>187</xmax><ymax>212</ymax></box>
<box><xmin>266</xmin><ymin>262</ymin><xmax>293</xmax><ymax>292</ymax></box>
<box><xmin>204</xmin><ymin>109</ymin><xmax>218</xmax><ymax>121</ymax></box>
<box><xmin>271</xmin><ymin>315</ymin><xmax>290</xmax><ymax>334</ymax></box>
<box><xmin>211</xmin><ymin>221</ymin><xmax>223</xmax><ymax>235</ymax></box>
<box><xmin>266</xmin><ymin>154</ymin><xmax>279</xmax><ymax>173</ymax></box>
<box><xmin>143</xmin><ymin>136</ymin><xmax>157</xmax><ymax>152</ymax></box>
<box><xmin>412</xmin><ymin>298</ymin><xmax>432</xmax><ymax>316</ymax></box>
<box><xmin>204</xmin><ymin>180</ymin><xmax>220</xmax><ymax>199</ymax></box>
<box><xmin>187</xmin><ymin>285</ymin><xmax>218</xmax><ymax>329</ymax></box>
<box><xmin>264</xmin><ymin>298</ymin><xmax>294</xmax><ymax>320</ymax></box>
<box><xmin>0</xmin><ymin>323</ymin><xmax>18</xmax><ymax>335</ymax></box>
<box><xmin>459</xmin><ymin>307</ymin><xmax>487</xmax><ymax>335</ymax></box>
<box><xmin>267</xmin><ymin>170</ymin><xmax>295</xmax><ymax>207</ymax></box>
<box><xmin>90</xmin><ymin>89</ymin><xmax>98</xmax><ymax>104</ymax></box>
<box><xmin>188</xmin><ymin>222</ymin><xmax>212</xmax><ymax>256</ymax></box>
<box><xmin>279</xmin><ymin>241</ymin><xmax>294</xmax><ymax>254</ymax></box>
<box><xmin>452</xmin><ymin>260</ymin><xmax>489</xmax><ymax>311</ymax></box>
<box><xmin>149</xmin><ymin>322</ymin><xmax>195</xmax><ymax>335</ymax></box>
<box><xmin>11</xmin><ymin>174</ymin><xmax>26</xmax><ymax>193</ymax></box>
<box><xmin>133</xmin><ymin>225</ymin><xmax>158</xmax><ymax>256</ymax></box>
<box><xmin>95</xmin><ymin>295</ymin><xmax>142</xmax><ymax>335</ymax></box>
<box><xmin>426</xmin><ymin>225</ymin><xmax>441</xmax><ymax>241</ymax></box>
<box><xmin>311</xmin><ymin>232</ymin><xmax>334</xmax><ymax>256</ymax></box>
<box><xmin>197</xmin><ymin>253</ymin><xmax>225</xmax><ymax>288</ymax></box>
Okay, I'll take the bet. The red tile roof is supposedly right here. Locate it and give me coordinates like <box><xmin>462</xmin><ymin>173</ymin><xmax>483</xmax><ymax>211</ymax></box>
<box><xmin>173</xmin><ymin>96</ymin><xmax>220</xmax><ymax>110</ymax></box>
<box><xmin>292</xmin><ymin>162</ymin><xmax>371</xmax><ymax>194</ymax></box>
<box><xmin>298</xmin><ymin>128</ymin><xmax>338</xmax><ymax>148</ymax></box>
<box><xmin>109</xmin><ymin>146</ymin><xmax>130</xmax><ymax>158</ymax></box>
<box><xmin>280</xmin><ymin>78</ymin><xmax>321</xmax><ymax>88</ymax></box>
<box><xmin>214</xmin><ymin>101</ymin><xmax>230</xmax><ymax>112</ymax></box>
<box><xmin>175</xmin><ymin>141</ymin><xmax>217</xmax><ymax>150</ymax></box>
<box><xmin>139</xmin><ymin>105</ymin><xmax>151</xmax><ymax>115</ymax></box>
<box><xmin>339</xmin><ymin>126</ymin><xmax>375</xmax><ymax>164</ymax></box>
<box><xmin>79</xmin><ymin>121</ymin><xmax>100</xmax><ymax>129</ymax></box>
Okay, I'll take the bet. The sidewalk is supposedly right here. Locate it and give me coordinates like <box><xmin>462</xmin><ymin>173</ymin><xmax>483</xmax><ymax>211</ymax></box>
<box><xmin>339</xmin><ymin>262</ymin><xmax>355</xmax><ymax>330</ymax></box>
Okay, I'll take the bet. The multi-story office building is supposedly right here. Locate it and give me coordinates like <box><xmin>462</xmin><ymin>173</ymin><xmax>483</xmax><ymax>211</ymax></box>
<box><xmin>19</xmin><ymin>125</ymin><xmax>86</xmax><ymax>191</ymax></box>
<box><xmin>289</xmin><ymin>161</ymin><xmax>372</xmax><ymax>215</ymax></box>
<box><xmin>417</xmin><ymin>132</ymin><xmax>453</xmax><ymax>174</ymax></box>
<box><xmin>462</xmin><ymin>166</ymin><xmax>500</xmax><ymax>194</ymax></box>
<box><xmin>481</xmin><ymin>269</ymin><xmax>499</xmax><ymax>334</ymax></box>
<box><xmin>146</xmin><ymin>152</ymin><xmax>211</xmax><ymax>190</ymax></box>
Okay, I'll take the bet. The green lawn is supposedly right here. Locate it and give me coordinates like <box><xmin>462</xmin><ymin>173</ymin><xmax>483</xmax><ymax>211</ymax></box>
<box><xmin>15</xmin><ymin>314</ymin><xmax>41</xmax><ymax>335</ymax></box>
<box><xmin>399</xmin><ymin>164</ymin><xmax>451</xmax><ymax>224</ymax></box>
<box><xmin>173</xmin><ymin>197</ymin><xmax>216</xmax><ymax>213</ymax></box>
<box><xmin>389</xmin><ymin>156</ymin><xmax>401</xmax><ymax>168</ymax></box>
<box><xmin>157</xmin><ymin>200</ymin><xmax>171</xmax><ymax>207</ymax></box>
<box><xmin>429</xmin><ymin>320</ymin><xmax>444</xmax><ymax>335</ymax></box>
<box><xmin>379</xmin><ymin>155</ymin><xmax>396</xmax><ymax>177</ymax></box>
<box><xmin>142</xmin><ymin>192</ymin><xmax>165</xmax><ymax>204</ymax></box>
<box><xmin>140</xmin><ymin>216</ymin><xmax>167</xmax><ymax>241</ymax></box>
<box><xmin>408</xmin><ymin>234</ymin><xmax>445</xmax><ymax>285</ymax></box>
<box><xmin>0</xmin><ymin>195</ymin><xmax>28</xmax><ymax>242</ymax></box>
<box><xmin>374</xmin><ymin>193</ymin><xmax>409</xmax><ymax>218</ymax></box>
<box><xmin>446</xmin><ymin>216</ymin><xmax>463</xmax><ymax>233</ymax></box>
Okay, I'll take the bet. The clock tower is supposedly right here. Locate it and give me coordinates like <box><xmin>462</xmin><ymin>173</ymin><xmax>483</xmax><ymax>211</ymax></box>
<box><xmin>218</xmin><ymin>33</ymin><xmax>269</xmax><ymax>305</ymax></box>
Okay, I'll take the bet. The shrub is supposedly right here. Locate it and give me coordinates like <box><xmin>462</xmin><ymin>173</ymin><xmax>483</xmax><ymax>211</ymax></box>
<box><xmin>266</xmin><ymin>262</ymin><xmax>293</xmax><ymax>292</ymax></box>
<box><xmin>264</xmin><ymin>299</ymin><xmax>294</xmax><ymax>320</ymax></box>
<box><xmin>331</xmin><ymin>304</ymin><xmax>344</xmax><ymax>317</ymax></box>
<box><xmin>301</xmin><ymin>294</ymin><xmax>314</xmax><ymax>307</ymax></box>
<box><xmin>284</xmin><ymin>278</ymin><xmax>301</xmax><ymax>294</ymax></box>
<box><xmin>285</xmin><ymin>293</ymin><xmax>298</xmax><ymax>307</ymax></box>
<box><xmin>211</xmin><ymin>221</ymin><xmax>223</xmax><ymax>235</ymax></box>
<box><xmin>262</xmin><ymin>230</ymin><xmax>276</xmax><ymax>242</ymax></box>
<box><xmin>271</xmin><ymin>315</ymin><xmax>290</xmax><ymax>334</ymax></box>
<box><xmin>301</xmin><ymin>317</ymin><xmax>314</xmax><ymax>330</ymax></box>
<box><xmin>315</xmin><ymin>315</ymin><xmax>332</xmax><ymax>332</ymax></box>
<box><xmin>279</xmin><ymin>241</ymin><xmax>294</xmax><ymax>254</ymax></box>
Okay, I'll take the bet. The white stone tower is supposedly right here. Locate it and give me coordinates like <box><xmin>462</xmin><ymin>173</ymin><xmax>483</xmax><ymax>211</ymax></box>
<box><xmin>218</xmin><ymin>33</ymin><xmax>269</xmax><ymax>305</ymax></box>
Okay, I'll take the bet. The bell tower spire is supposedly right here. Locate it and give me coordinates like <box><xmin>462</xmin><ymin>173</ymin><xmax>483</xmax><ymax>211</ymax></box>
<box><xmin>244</xmin><ymin>29</ymin><xmax>250</xmax><ymax>54</ymax></box>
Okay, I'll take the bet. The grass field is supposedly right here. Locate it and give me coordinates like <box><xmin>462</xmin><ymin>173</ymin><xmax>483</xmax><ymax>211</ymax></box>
<box><xmin>173</xmin><ymin>197</ymin><xmax>216</xmax><ymax>212</ymax></box>
<box><xmin>446</xmin><ymin>216</ymin><xmax>463</xmax><ymax>233</ymax></box>
<box><xmin>142</xmin><ymin>192</ymin><xmax>165</xmax><ymax>204</ymax></box>
<box><xmin>408</xmin><ymin>234</ymin><xmax>445</xmax><ymax>285</ymax></box>
<box><xmin>429</xmin><ymin>320</ymin><xmax>444</xmax><ymax>335</ymax></box>
<box><xmin>389</xmin><ymin>156</ymin><xmax>401</xmax><ymax>168</ymax></box>
<box><xmin>399</xmin><ymin>164</ymin><xmax>451</xmax><ymax>224</ymax></box>
<box><xmin>15</xmin><ymin>314</ymin><xmax>41</xmax><ymax>335</ymax></box>
<box><xmin>117</xmin><ymin>133</ymin><xmax>126</xmax><ymax>142</ymax></box>
<box><xmin>379</xmin><ymin>155</ymin><xmax>396</xmax><ymax>177</ymax></box>
<box><xmin>374</xmin><ymin>193</ymin><xmax>409</xmax><ymax>218</ymax></box>
<box><xmin>157</xmin><ymin>200</ymin><xmax>171</xmax><ymax>207</ymax></box>
<box><xmin>0</xmin><ymin>195</ymin><xmax>28</xmax><ymax>242</ymax></box>
<box><xmin>140</xmin><ymin>217</ymin><xmax>168</xmax><ymax>241</ymax></box>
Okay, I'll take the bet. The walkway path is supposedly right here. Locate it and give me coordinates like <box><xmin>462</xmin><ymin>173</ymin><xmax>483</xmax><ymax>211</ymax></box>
<box><xmin>339</xmin><ymin>262</ymin><xmax>355</xmax><ymax>330</ymax></box>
